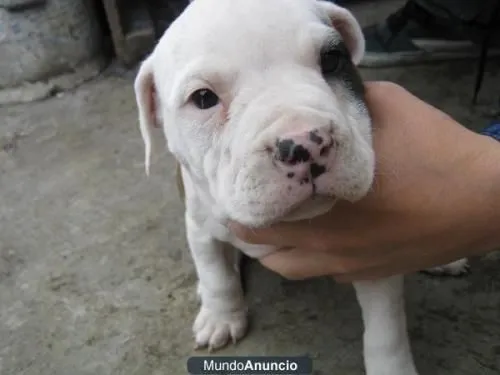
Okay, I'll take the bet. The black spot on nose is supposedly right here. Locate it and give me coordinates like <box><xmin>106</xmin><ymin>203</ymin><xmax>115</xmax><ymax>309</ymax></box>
<box><xmin>276</xmin><ymin>139</ymin><xmax>310</xmax><ymax>164</ymax></box>
<box><xmin>309</xmin><ymin>131</ymin><xmax>323</xmax><ymax>145</ymax></box>
<box><xmin>320</xmin><ymin>145</ymin><xmax>331</xmax><ymax>157</ymax></box>
<box><xmin>310</xmin><ymin>163</ymin><xmax>326</xmax><ymax>179</ymax></box>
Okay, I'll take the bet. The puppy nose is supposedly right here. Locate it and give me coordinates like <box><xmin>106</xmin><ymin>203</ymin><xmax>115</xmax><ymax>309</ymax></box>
<box><xmin>274</xmin><ymin>128</ymin><xmax>333</xmax><ymax>182</ymax></box>
<box><xmin>275</xmin><ymin>128</ymin><xmax>333</xmax><ymax>165</ymax></box>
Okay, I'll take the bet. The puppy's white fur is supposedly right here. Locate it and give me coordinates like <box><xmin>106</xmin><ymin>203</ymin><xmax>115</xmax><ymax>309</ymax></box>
<box><xmin>134</xmin><ymin>1</ymin><xmax>464</xmax><ymax>373</ymax></box>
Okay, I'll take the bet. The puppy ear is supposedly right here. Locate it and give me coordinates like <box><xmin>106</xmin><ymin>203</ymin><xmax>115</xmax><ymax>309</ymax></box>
<box><xmin>317</xmin><ymin>1</ymin><xmax>365</xmax><ymax>65</ymax></box>
<box><xmin>134</xmin><ymin>55</ymin><xmax>160</xmax><ymax>176</ymax></box>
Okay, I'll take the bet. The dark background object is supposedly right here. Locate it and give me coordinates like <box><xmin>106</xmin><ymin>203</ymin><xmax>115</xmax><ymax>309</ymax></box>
<box><xmin>100</xmin><ymin>0</ymin><xmax>190</xmax><ymax>66</ymax></box>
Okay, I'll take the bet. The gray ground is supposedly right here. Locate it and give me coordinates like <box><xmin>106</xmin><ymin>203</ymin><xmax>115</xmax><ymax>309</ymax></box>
<box><xmin>1</xmin><ymin>1</ymin><xmax>500</xmax><ymax>374</ymax></box>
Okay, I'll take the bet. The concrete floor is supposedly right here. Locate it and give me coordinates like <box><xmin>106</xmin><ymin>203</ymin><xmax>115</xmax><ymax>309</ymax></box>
<box><xmin>1</xmin><ymin>1</ymin><xmax>500</xmax><ymax>374</ymax></box>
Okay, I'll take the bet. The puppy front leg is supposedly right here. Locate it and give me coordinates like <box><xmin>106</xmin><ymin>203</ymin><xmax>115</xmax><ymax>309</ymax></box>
<box><xmin>185</xmin><ymin>214</ymin><xmax>247</xmax><ymax>351</ymax></box>
<box><xmin>353</xmin><ymin>276</ymin><xmax>419</xmax><ymax>375</ymax></box>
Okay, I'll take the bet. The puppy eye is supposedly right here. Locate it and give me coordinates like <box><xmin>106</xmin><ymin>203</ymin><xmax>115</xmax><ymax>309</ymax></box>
<box><xmin>320</xmin><ymin>49</ymin><xmax>342</xmax><ymax>75</ymax></box>
<box><xmin>190</xmin><ymin>89</ymin><xmax>219</xmax><ymax>109</ymax></box>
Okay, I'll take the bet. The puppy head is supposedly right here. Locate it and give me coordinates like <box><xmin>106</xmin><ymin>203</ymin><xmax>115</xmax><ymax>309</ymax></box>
<box><xmin>135</xmin><ymin>0</ymin><xmax>374</xmax><ymax>227</ymax></box>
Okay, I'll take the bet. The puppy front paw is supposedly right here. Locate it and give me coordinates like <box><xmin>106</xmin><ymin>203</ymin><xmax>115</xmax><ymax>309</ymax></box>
<box><xmin>422</xmin><ymin>258</ymin><xmax>470</xmax><ymax>277</ymax></box>
<box><xmin>193</xmin><ymin>306</ymin><xmax>248</xmax><ymax>351</ymax></box>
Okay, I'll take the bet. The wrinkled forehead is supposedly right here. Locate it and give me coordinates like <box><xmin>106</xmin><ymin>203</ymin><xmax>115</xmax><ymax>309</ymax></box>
<box><xmin>163</xmin><ymin>0</ymin><xmax>337</xmax><ymax>68</ymax></box>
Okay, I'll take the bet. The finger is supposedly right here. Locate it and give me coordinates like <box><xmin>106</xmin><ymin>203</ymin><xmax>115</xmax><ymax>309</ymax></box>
<box><xmin>260</xmin><ymin>246</ymin><xmax>402</xmax><ymax>282</ymax></box>
<box><xmin>259</xmin><ymin>246</ymin><xmax>416</xmax><ymax>283</ymax></box>
<box><xmin>331</xmin><ymin>250</ymin><xmax>457</xmax><ymax>283</ymax></box>
<box><xmin>259</xmin><ymin>248</ymin><xmax>352</xmax><ymax>280</ymax></box>
<box><xmin>228</xmin><ymin>220</ymin><xmax>326</xmax><ymax>249</ymax></box>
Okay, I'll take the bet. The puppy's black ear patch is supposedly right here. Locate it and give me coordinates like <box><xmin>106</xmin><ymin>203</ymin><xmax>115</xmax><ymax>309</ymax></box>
<box><xmin>320</xmin><ymin>38</ymin><xmax>365</xmax><ymax>99</ymax></box>
<box><xmin>319</xmin><ymin>38</ymin><xmax>354</xmax><ymax>76</ymax></box>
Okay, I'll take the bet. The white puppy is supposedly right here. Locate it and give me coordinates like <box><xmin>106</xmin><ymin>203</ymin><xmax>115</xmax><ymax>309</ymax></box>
<box><xmin>134</xmin><ymin>1</ymin><xmax>466</xmax><ymax>374</ymax></box>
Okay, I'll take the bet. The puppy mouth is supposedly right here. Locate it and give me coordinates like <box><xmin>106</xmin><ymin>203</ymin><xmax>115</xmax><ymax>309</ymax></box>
<box><xmin>275</xmin><ymin>172</ymin><xmax>338</xmax><ymax>222</ymax></box>
<box><xmin>278</xmin><ymin>189</ymin><xmax>337</xmax><ymax>223</ymax></box>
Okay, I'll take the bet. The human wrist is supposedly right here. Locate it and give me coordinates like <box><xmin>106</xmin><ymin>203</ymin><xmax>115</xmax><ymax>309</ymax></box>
<box><xmin>456</xmin><ymin>131</ymin><xmax>500</xmax><ymax>256</ymax></box>
<box><xmin>477</xmin><ymin>134</ymin><xmax>500</xmax><ymax>250</ymax></box>
<box><xmin>409</xmin><ymin>127</ymin><xmax>500</xmax><ymax>264</ymax></box>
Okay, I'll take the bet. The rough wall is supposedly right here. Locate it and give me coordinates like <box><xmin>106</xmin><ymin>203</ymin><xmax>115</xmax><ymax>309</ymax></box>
<box><xmin>0</xmin><ymin>0</ymin><xmax>106</xmax><ymax>104</ymax></box>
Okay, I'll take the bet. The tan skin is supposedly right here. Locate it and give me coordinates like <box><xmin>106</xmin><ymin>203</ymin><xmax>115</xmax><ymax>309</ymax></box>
<box><xmin>229</xmin><ymin>81</ymin><xmax>500</xmax><ymax>283</ymax></box>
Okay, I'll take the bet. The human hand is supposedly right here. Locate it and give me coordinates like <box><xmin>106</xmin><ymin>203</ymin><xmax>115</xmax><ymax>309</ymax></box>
<box><xmin>229</xmin><ymin>82</ymin><xmax>500</xmax><ymax>282</ymax></box>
